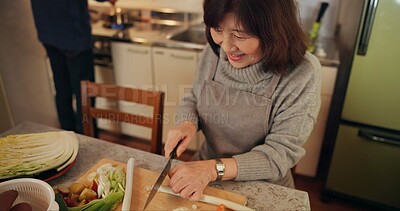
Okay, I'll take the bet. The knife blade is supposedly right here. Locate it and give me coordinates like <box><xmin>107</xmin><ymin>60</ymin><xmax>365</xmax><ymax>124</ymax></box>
<box><xmin>143</xmin><ymin>141</ymin><xmax>181</xmax><ymax>210</ymax></box>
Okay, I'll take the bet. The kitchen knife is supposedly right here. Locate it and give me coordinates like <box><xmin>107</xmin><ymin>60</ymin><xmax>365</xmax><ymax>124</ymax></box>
<box><xmin>143</xmin><ymin>141</ymin><xmax>181</xmax><ymax>210</ymax></box>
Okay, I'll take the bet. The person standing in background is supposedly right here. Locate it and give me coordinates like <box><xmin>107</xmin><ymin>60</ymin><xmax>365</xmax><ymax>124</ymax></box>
<box><xmin>30</xmin><ymin>0</ymin><xmax>116</xmax><ymax>134</ymax></box>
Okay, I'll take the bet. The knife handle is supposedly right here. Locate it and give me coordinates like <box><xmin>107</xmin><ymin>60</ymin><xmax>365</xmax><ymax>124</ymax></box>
<box><xmin>170</xmin><ymin>140</ymin><xmax>182</xmax><ymax>159</ymax></box>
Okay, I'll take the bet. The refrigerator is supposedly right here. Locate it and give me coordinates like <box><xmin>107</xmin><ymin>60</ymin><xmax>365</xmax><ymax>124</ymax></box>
<box><xmin>324</xmin><ymin>0</ymin><xmax>400</xmax><ymax>209</ymax></box>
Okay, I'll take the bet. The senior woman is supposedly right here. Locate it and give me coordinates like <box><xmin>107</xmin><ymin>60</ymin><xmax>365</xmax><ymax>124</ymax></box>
<box><xmin>164</xmin><ymin>0</ymin><xmax>321</xmax><ymax>201</ymax></box>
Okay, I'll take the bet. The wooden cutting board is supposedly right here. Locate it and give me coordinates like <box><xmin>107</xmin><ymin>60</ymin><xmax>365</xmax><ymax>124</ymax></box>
<box><xmin>75</xmin><ymin>158</ymin><xmax>247</xmax><ymax>211</ymax></box>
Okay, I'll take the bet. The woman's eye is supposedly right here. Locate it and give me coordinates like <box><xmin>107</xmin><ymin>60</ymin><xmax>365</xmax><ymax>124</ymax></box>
<box><xmin>233</xmin><ymin>34</ymin><xmax>246</xmax><ymax>40</ymax></box>
<box><xmin>213</xmin><ymin>27</ymin><xmax>223</xmax><ymax>33</ymax></box>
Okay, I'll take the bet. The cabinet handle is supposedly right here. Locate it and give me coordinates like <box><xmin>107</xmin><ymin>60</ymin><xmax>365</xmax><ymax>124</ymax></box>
<box><xmin>154</xmin><ymin>51</ymin><xmax>164</xmax><ymax>55</ymax></box>
<box><xmin>170</xmin><ymin>54</ymin><xmax>194</xmax><ymax>60</ymax></box>
<box><xmin>127</xmin><ymin>48</ymin><xmax>149</xmax><ymax>54</ymax></box>
<box><xmin>358</xmin><ymin>129</ymin><xmax>400</xmax><ymax>147</ymax></box>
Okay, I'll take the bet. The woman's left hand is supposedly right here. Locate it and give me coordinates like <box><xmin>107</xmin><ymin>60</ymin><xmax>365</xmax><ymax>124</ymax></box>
<box><xmin>168</xmin><ymin>160</ymin><xmax>217</xmax><ymax>201</ymax></box>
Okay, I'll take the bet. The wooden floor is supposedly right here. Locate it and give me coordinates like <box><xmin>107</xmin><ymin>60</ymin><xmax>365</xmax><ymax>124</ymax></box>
<box><xmin>99</xmin><ymin>130</ymin><xmax>375</xmax><ymax>211</ymax></box>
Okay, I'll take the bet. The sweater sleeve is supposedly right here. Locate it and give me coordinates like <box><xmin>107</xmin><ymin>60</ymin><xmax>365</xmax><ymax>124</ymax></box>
<box><xmin>175</xmin><ymin>45</ymin><xmax>216</xmax><ymax>129</ymax></box>
<box><xmin>233</xmin><ymin>53</ymin><xmax>322</xmax><ymax>182</ymax></box>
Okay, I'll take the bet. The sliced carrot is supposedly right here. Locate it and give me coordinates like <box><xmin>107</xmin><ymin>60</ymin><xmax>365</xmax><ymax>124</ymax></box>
<box><xmin>216</xmin><ymin>204</ymin><xmax>225</xmax><ymax>211</ymax></box>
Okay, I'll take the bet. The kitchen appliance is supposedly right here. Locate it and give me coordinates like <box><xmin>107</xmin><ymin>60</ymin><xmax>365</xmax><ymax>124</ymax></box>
<box><xmin>323</xmin><ymin>0</ymin><xmax>400</xmax><ymax>209</ymax></box>
<box><xmin>92</xmin><ymin>35</ymin><xmax>113</xmax><ymax>67</ymax></box>
<box><xmin>103</xmin><ymin>7</ymin><xmax>132</xmax><ymax>29</ymax></box>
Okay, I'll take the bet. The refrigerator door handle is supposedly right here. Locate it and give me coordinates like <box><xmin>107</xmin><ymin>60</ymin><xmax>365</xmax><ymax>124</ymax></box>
<box><xmin>357</xmin><ymin>0</ymin><xmax>379</xmax><ymax>55</ymax></box>
<box><xmin>358</xmin><ymin>129</ymin><xmax>400</xmax><ymax>147</ymax></box>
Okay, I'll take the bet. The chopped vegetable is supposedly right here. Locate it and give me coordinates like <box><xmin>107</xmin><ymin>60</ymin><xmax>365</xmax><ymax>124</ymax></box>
<box><xmin>144</xmin><ymin>185</ymin><xmax>152</xmax><ymax>192</ymax></box>
<box><xmin>69</xmin><ymin>183</ymin><xmax>86</xmax><ymax>195</ymax></box>
<box><xmin>57</xmin><ymin>185</ymin><xmax>70</xmax><ymax>197</ymax></box>
<box><xmin>55</xmin><ymin>192</ymin><xmax>123</xmax><ymax>211</ymax></box>
<box><xmin>0</xmin><ymin>132</ymin><xmax>79</xmax><ymax>179</ymax></box>
<box><xmin>63</xmin><ymin>197</ymin><xmax>76</xmax><ymax>207</ymax></box>
<box><xmin>216</xmin><ymin>204</ymin><xmax>225</xmax><ymax>211</ymax></box>
<box><xmin>55</xmin><ymin>193</ymin><xmax>69</xmax><ymax>211</ymax></box>
<box><xmin>158</xmin><ymin>186</ymin><xmax>255</xmax><ymax>211</ymax></box>
<box><xmin>54</xmin><ymin>162</ymin><xmax>126</xmax><ymax>210</ymax></box>
<box><xmin>90</xmin><ymin>180</ymin><xmax>98</xmax><ymax>192</ymax></box>
<box><xmin>172</xmin><ymin>207</ymin><xmax>191</xmax><ymax>211</ymax></box>
<box><xmin>87</xmin><ymin>163</ymin><xmax>126</xmax><ymax>198</ymax></box>
<box><xmin>78</xmin><ymin>188</ymin><xmax>97</xmax><ymax>201</ymax></box>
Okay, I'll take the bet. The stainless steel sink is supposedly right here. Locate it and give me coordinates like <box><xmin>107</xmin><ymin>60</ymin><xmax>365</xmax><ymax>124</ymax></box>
<box><xmin>166</xmin><ymin>27</ymin><xmax>207</xmax><ymax>45</ymax></box>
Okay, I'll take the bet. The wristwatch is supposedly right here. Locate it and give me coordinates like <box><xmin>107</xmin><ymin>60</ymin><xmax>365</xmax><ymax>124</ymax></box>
<box><xmin>215</xmin><ymin>158</ymin><xmax>225</xmax><ymax>181</ymax></box>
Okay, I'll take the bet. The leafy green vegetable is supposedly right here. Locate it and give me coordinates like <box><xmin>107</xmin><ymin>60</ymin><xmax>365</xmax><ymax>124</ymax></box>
<box><xmin>0</xmin><ymin>132</ymin><xmax>79</xmax><ymax>179</ymax></box>
<box><xmin>56</xmin><ymin>192</ymin><xmax>123</xmax><ymax>211</ymax></box>
<box><xmin>55</xmin><ymin>193</ymin><xmax>69</xmax><ymax>211</ymax></box>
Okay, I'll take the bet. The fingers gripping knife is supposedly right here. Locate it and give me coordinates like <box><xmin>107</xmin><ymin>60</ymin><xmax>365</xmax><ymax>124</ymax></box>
<box><xmin>143</xmin><ymin>141</ymin><xmax>181</xmax><ymax>210</ymax></box>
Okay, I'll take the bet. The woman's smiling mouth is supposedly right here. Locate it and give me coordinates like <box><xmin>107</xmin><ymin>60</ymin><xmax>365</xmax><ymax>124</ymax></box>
<box><xmin>227</xmin><ymin>52</ymin><xmax>245</xmax><ymax>62</ymax></box>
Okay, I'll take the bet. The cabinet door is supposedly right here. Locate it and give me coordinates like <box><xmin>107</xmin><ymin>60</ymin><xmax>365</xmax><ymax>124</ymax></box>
<box><xmin>112</xmin><ymin>42</ymin><xmax>153</xmax><ymax>86</ymax></box>
<box><xmin>153</xmin><ymin>47</ymin><xmax>202</xmax><ymax>150</ymax></box>
<box><xmin>111</xmin><ymin>42</ymin><xmax>154</xmax><ymax>140</ymax></box>
<box><xmin>326</xmin><ymin>124</ymin><xmax>400</xmax><ymax>209</ymax></box>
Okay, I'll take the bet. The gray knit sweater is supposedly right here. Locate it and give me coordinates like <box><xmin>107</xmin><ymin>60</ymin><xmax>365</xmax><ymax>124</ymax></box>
<box><xmin>176</xmin><ymin>45</ymin><xmax>321</xmax><ymax>182</ymax></box>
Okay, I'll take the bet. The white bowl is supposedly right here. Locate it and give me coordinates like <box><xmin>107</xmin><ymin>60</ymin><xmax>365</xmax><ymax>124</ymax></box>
<box><xmin>0</xmin><ymin>178</ymin><xmax>59</xmax><ymax>211</ymax></box>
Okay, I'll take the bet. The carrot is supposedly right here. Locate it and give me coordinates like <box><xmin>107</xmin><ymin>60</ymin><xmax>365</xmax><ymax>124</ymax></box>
<box><xmin>216</xmin><ymin>204</ymin><xmax>225</xmax><ymax>211</ymax></box>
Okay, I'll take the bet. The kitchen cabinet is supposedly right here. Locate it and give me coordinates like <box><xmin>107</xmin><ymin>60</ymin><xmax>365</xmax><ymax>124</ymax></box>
<box><xmin>111</xmin><ymin>42</ymin><xmax>154</xmax><ymax>140</ymax></box>
<box><xmin>295</xmin><ymin>65</ymin><xmax>338</xmax><ymax>177</ymax></box>
<box><xmin>152</xmin><ymin>46</ymin><xmax>202</xmax><ymax>150</ymax></box>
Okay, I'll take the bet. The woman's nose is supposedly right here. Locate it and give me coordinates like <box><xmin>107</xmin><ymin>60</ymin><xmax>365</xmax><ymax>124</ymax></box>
<box><xmin>220</xmin><ymin>36</ymin><xmax>237</xmax><ymax>52</ymax></box>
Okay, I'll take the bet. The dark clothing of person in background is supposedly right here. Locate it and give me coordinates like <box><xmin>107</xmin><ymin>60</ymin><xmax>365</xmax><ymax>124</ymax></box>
<box><xmin>31</xmin><ymin>0</ymin><xmax>100</xmax><ymax>134</ymax></box>
<box><xmin>43</xmin><ymin>45</ymin><xmax>94</xmax><ymax>133</ymax></box>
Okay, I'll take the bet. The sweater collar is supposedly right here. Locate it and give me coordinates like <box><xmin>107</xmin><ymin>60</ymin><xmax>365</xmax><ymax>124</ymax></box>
<box><xmin>218</xmin><ymin>49</ymin><xmax>271</xmax><ymax>84</ymax></box>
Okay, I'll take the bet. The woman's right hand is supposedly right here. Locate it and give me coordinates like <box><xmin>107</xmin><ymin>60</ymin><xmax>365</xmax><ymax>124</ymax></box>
<box><xmin>164</xmin><ymin>121</ymin><xmax>196</xmax><ymax>159</ymax></box>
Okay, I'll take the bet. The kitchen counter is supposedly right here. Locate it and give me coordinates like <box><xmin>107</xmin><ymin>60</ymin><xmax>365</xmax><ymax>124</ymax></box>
<box><xmin>1</xmin><ymin>121</ymin><xmax>311</xmax><ymax>210</ymax></box>
<box><xmin>92</xmin><ymin>21</ymin><xmax>340</xmax><ymax>66</ymax></box>
<box><xmin>92</xmin><ymin>20</ymin><xmax>206</xmax><ymax>51</ymax></box>
<box><xmin>316</xmin><ymin>37</ymin><xmax>340</xmax><ymax>67</ymax></box>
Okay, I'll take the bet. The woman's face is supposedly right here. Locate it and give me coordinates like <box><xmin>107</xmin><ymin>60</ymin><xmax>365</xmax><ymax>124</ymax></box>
<box><xmin>210</xmin><ymin>14</ymin><xmax>263</xmax><ymax>69</ymax></box>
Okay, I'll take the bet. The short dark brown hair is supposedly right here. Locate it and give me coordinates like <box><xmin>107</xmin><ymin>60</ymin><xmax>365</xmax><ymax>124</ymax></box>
<box><xmin>203</xmin><ymin>0</ymin><xmax>307</xmax><ymax>74</ymax></box>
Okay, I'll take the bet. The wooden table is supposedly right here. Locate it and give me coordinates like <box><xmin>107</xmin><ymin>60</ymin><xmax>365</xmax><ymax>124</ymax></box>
<box><xmin>1</xmin><ymin>122</ymin><xmax>311</xmax><ymax>210</ymax></box>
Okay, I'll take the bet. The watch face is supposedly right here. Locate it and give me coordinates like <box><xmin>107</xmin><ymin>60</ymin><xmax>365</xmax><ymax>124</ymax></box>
<box><xmin>215</xmin><ymin>159</ymin><xmax>225</xmax><ymax>181</ymax></box>
<box><xmin>216</xmin><ymin>163</ymin><xmax>225</xmax><ymax>174</ymax></box>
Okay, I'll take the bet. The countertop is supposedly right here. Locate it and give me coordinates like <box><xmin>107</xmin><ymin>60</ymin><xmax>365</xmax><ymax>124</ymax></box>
<box><xmin>316</xmin><ymin>37</ymin><xmax>340</xmax><ymax>67</ymax></box>
<box><xmin>1</xmin><ymin>122</ymin><xmax>311</xmax><ymax>210</ymax></box>
<box><xmin>92</xmin><ymin>20</ymin><xmax>206</xmax><ymax>51</ymax></box>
